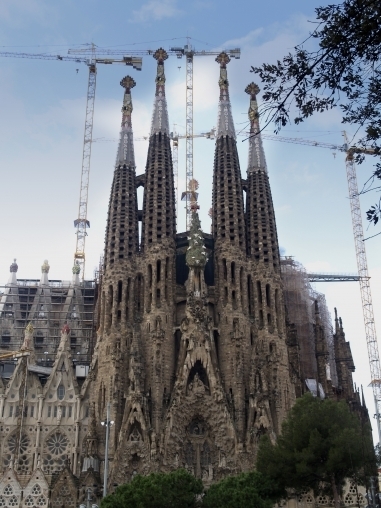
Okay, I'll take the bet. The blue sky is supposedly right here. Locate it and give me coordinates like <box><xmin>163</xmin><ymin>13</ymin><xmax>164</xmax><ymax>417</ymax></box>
<box><xmin>1</xmin><ymin>0</ymin><xmax>381</xmax><ymax>438</ymax></box>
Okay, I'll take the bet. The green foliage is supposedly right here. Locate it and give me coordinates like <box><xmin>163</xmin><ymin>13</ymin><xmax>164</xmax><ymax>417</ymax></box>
<box><xmin>251</xmin><ymin>0</ymin><xmax>381</xmax><ymax>228</ymax></box>
<box><xmin>202</xmin><ymin>471</ymin><xmax>278</xmax><ymax>508</ymax></box>
<box><xmin>100</xmin><ymin>468</ymin><xmax>203</xmax><ymax>508</ymax></box>
<box><xmin>256</xmin><ymin>394</ymin><xmax>375</xmax><ymax>499</ymax></box>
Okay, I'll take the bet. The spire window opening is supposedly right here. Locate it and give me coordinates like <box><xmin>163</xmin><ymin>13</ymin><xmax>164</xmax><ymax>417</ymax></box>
<box><xmin>257</xmin><ymin>281</ymin><xmax>262</xmax><ymax>304</ymax></box>
<box><xmin>265</xmin><ymin>284</ymin><xmax>271</xmax><ymax>307</ymax></box>
<box><xmin>247</xmin><ymin>275</ymin><xmax>254</xmax><ymax>317</ymax></box>
<box><xmin>118</xmin><ymin>281</ymin><xmax>123</xmax><ymax>304</ymax></box>
<box><xmin>222</xmin><ymin>259</ymin><xmax>227</xmax><ymax>281</ymax></box>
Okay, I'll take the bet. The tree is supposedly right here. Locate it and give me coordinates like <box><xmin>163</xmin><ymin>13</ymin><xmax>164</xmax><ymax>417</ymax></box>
<box><xmin>251</xmin><ymin>0</ymin><xmax>381</xmax><ymax>228</ymax></box>
<box><xmin>256</xmin><ymin>394</ymin><xmax>376</xmax><ymax>508</ymax></box>
<box><xmin>202</xmin><ymin>471</ymin><xmax>280</xmax><ymax>508</ymax></box>
<box><xmin>99</xmin><ymin>468</ymin><xmax>203</xmax><ymax>508</ymax></box>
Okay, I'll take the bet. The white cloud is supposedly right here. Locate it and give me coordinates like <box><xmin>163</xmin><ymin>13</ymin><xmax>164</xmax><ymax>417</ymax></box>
<box><xmin>131</xmin><ymin>0</ymin><xmax>183</xmax><ymax>23</ymax></box>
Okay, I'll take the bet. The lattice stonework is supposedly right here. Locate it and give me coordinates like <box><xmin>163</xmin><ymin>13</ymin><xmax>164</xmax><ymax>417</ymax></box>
<box><xmin>2</xmin><ymin>433</ymin><xmax>32</xmax><ymax>473</ymax></box>
<box><xmin>23</xmin><ymin>483</ymin><xmax>47</xmax><ymax>508</ymax></box>
<box><xmin>0</xmin><ymin>485</ymin><xmax>19</xmax><ymax>508</ymax></box>
<box><xmin>52</xmin><ymin>485</ymin><xmax>75</xmax><ymax>507</ymax></box>
<box><xmin>43</xmin><ymin>432</ymin><xmax>69</xmax><ymax>474</ymax></box>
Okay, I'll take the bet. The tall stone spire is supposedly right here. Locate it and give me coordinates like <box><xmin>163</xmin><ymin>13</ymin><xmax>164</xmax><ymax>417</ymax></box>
<box><xmin>104</xmin><ymin>76</ymin><xmax>139</xmax><ymax>268</ymax></box>
<box><xmin>216</xmin><ymin>52</ymin><xmax>236</xmax><ymax>139</ymax></box>
<box><xmin>150</xmin><ymin>48</ymin><xmax>170</xmax><ymax>136</ymax></box>
<box><xmin>246</xmin><ymin>83</ymin><xmax>267</xmax><ymax>172</ymax></box>
<box><xmin>141</xmin><ymin>48</ymin><xmax>176</xmax><ymax>250</ymax></box>
<box><xmin>116</xmin><ymin>75</ymin><xmax>136</xmax><ymax>166</ymax></box>
<box><xmin>245</xmin><ymin>83</ymin><xmax>280</xmax><ymax>270</ymax></box>
<box><xmin>212</xmin><ymin>52</ymin><xmax>245</xmax><ymax>251</ymax></box>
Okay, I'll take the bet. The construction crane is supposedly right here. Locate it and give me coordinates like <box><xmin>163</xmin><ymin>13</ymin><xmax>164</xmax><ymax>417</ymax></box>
<box><xmin>171</xmin><ymin>127</ymin><xmax>216</xmax><ymax>225</ymax></box>
<box><xmin>255</xmin><ymin>130</ymin><xmax>381</xmax><ymax>439</ymax></box>
<box><xmin>0</xmin><ymin>47</ymin><xmax>143</xmax><ymax>280</ymax></box>
<box><xmin>68</xmin><ymin>43</ymin><xmax>241</xmax><ymax>230</ymax></box>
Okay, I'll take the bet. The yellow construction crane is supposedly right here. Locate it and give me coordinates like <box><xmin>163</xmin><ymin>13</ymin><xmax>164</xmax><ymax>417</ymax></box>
<box><xmin>0</xmin><ymin>350</ymin><xmax>30</xmax><ymax>360</ymax></box>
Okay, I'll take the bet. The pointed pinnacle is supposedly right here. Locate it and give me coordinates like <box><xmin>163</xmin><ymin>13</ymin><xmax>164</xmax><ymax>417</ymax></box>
<box><xmin>245</xmin><ymin>82</ymin><xmax>260</xmax><ymax>96</ymax></box>
<box><xmin>153</xmin><ymin>48</ymin><xmax>168</xmax><ymax>63</ymax></box>
<box><xmin>216</xmin><ymin>52</ymin><xmax>230</xmax><ymax>66</ymax></box>
<box><xmin>120</xmin><ymin>76</ymin><xmax>136</xmax><ymax>91</ymax></box>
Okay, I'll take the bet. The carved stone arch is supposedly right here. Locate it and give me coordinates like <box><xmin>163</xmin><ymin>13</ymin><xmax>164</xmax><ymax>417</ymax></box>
<box><xmin>187</xmin><ymin>415</ymin><xmax>207</xmax><ymax>437</ymax></box>
<box><xmin>42</xmin><ymin>429</ymin><xmax>70</xmax><ymax>475</ymax></box>
<box><xmin>127</xmin><ymin>419</ymin><xmax>143</xmax><ymax>442</ymax></box>
<box><xmin>187</xmin><ymin>360</ymin><xmax>210</xmax><ymax>395</ymax></box>
<box><xmin>2</xmin><ymin>429</ymin><xmax>33</xmax><ymax>474</ymax></box>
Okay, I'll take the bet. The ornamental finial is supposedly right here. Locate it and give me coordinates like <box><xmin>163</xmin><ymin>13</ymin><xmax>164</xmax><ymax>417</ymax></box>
<box><xmin>62</xmin><ymin>323</ymin><xmax>70</xmax><ymax>335</ymax></box>
<box><xmin>153</xmin><ymin>48</ymin><xmax>168</xmax><ymax>63</ymax></box>
<box><xmin>245</xmin><ymin>82</ymin><xmax>260</xmax><ymax>97</ymax></box>
<box><xmin>120</xmin><ymin>75</ymin><xmax>136</xmax><ymax>91</ymax></box>
<box><xmin>41</xmin><ymin>260</ymin><xmax>50</xmax><ymax>274</ymax></box>
<box><xmin>215</xmin><ymin>52</ymin><xmax>230</xmax><ymax>67</ymax></box>
<box><xmin>10</xmin><ymin>259</ymin><xmax>18</xmax><ymax>273</ymax></box>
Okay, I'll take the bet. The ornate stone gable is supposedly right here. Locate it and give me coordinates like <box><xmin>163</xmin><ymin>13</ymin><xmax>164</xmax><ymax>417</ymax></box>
<box><xmin>50</xmin><ymin>461</ymin><xmax>79</xmax><ymax>508</ymax></box>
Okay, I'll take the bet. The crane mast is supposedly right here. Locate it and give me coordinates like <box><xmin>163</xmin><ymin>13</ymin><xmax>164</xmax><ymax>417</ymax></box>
<box><xmin>343</xmin><ymin>132</ymin><xmax>381</xmax><ymax>440</ymax></box>
<box><xmin>74</xmin><ymin>56</ymin><xmax>96</xmax><ymax>279</ymax></box>
<box><xmin>257</xmin><ymin>130</ymin><xmax>381</xmax><ymax>438</ymax></box>
<box><xmin>185</xmin><ymin>47</ymin><xmax>194</xmax><ymax>230</ymax></box>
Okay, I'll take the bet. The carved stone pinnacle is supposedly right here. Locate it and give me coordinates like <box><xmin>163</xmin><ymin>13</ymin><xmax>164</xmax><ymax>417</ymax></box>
<box><xmin>120</xmin><ymin>76</ymin><xmax>136</xmax><ymax>90</ymax></box>
<box><xmin>153</xmin><ymin>48</ymin><xmax>168</xmax><ymax>63</ymax></box>
<box><xmin>215</xmin><ymin>52</ymin><xmax>230</xmax><ymax>66</ymax></box>
<box><xmin>245</xmin><ymin>83</ymin><xmax>260</xmax><ymax>96</ymax></box>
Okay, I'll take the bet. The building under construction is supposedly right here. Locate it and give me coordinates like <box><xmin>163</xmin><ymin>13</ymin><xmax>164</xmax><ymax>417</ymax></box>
<box><xmin>0</xmin><ymin>49</ymin><xmax>370</xmax><ymax>507</ymax></box>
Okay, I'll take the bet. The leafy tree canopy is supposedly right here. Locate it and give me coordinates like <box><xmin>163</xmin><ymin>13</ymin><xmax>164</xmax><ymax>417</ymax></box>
<box><xmin>256</xmin><ymin>395</ymin><xmax>375</xmax><ymax>508</ymax></box>
<box><xmin>252</xmin><ymin>0</ymin><xmax>381</xmax><ymax>227</ymax></box>
<box><xmin>202</xmin><ymin>471</ymin><xmax>279</xmax><ymax>508</ymax></box>
<box><xmin>100</xmin><ymin>468</ymin><xmax>203</xmax><ymax>508</ymax></box>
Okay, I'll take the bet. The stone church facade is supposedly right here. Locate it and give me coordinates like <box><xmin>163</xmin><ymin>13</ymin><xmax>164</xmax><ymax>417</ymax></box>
<box><xmin>0</xmin><ymin>48</ymin><xmax>368</xmax><ymax>505</ymax></box>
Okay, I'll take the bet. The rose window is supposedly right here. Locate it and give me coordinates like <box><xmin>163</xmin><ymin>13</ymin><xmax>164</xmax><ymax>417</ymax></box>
<box><xmin>0</xmin><ymin>496</ymin><xmax>5</xmax><ymax>507</ymax></box>
<box><xmin>47</xmin><ymin>433</ymin><xmax>68</xmax><ymax>455</ymax></box>
<box><xmin>43</xmin><ymin>432</ymin><xmax>69</xmax><ymax>474</ymax></box>
<box><xmin>8</xmin><ymin>434</ymin><xmax>29</xmax><ymax>454</ymax></box>
<box><xmin>3</xmin><ymin>433</ymin><xmax>32</xmax><ymax>472</ymax></box>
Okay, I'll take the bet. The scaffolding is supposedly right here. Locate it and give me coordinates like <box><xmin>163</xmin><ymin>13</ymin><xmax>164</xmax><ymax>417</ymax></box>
<box><xmin>0</xmin><ymin>279</ymin><xmax>97</xmax><ymax>378</ymax></box>
<box><xmin>281</xmin><ymin>257</ymin><xmax>337</xmax><ymax>388</ymax></box>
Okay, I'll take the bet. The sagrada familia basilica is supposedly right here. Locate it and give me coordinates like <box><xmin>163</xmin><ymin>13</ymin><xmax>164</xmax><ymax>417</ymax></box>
<box><xmin>0</xmin><ymin>49</ymin><xmax>370</xmax><ymax>506</ymax></box>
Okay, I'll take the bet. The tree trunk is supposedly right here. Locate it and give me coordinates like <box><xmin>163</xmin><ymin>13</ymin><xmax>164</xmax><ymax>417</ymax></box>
<box><xmin>331</xmin><ymin>474</ymin><xmax>341</xmax><ymax>508</ymax></box>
